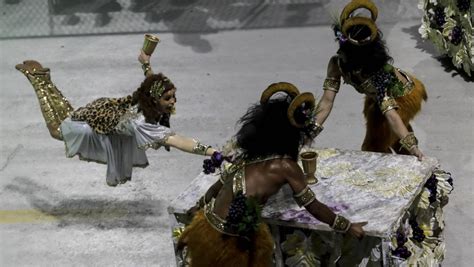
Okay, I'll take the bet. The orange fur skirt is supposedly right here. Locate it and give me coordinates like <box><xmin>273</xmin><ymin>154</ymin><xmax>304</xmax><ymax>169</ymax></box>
<box><xmin>178</xmin><ymin>210</ymin><xmax>274</xmax><ymax>267</ymax></box>
<box><xmin>362</xmin><ymin>75</ymin><xmax>428</xmax><ymax>153</ymax></box>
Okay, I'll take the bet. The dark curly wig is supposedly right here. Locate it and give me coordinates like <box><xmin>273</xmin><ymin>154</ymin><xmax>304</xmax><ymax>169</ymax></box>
<box><xmin>334</xmin><ymin>24</ymin><xmax>393</xmax><ymax>77</ymax></box>
<box><xmin>131</xmin><ymin>73</ymin><xmax>176</xmax><ymax>126</ymax></box>
<box><xmin>235</xmin><ymin>96</ymin><xmax>307</xmax><ymax>161</ymax></box>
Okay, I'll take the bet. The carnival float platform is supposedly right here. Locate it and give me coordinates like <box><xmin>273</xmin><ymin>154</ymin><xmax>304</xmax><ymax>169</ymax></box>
<box><xmin>169</xmin><ymin>149</ymin><xmax>453</xmax><ymax>266</ymax></box>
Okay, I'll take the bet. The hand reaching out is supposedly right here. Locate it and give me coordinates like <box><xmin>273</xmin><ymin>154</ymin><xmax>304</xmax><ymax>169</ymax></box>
<box><xmin>348</xmin><ymin>221</ymin><xmax>368</xmax><ymax>239</ymax></box>
<box><xmin>138</xmin><ymin>49</ymin><xmax>151</xmax><ymax>64</ymax></box>
<box><xmin>410</xmin><ymin>146</ymin><xmax>425</xmax><ymax>161</ymax></box>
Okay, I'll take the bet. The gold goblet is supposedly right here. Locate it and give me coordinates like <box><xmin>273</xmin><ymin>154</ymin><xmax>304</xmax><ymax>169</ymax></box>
<box><xmin>142</xmin><ymin>34</ymin><xmax>160</xmax><ymax>55</ymax></box>
<box><xmin>300</xmin><ymin>151</ymin><xmax>318</xmax><ymax>184</ymax></box>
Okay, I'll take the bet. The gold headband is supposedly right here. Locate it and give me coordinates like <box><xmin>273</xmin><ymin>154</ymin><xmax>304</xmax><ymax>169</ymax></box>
<box><xmin>340</xmin><ymin>0</ymin><xmax>379</xmax><ymax>45</ymax></box>
<box><xmin>260</xmin><ymin>82</ymin><xmax>300</xmax><ymax>104</ymax></box>
<box><xmin>260</xmin><ymin>82</ymin><xmax>319</xmax><ymax>137</ymax></box>
<box><xmin>340</xmin><ymin>0</ymin><xmax>378</xmax><ymax>24</ymax></box>
<box><xmin>287</xmin><ymin>92</ymin><xmax>316</xmax><ymax>128</ymax></box>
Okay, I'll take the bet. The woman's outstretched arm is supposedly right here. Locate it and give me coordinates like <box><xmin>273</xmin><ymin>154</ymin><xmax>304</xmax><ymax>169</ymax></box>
<box><xmin>384</xmin><ymin>109</ymin><xmax>424</xmax><ymax>160</ymax></box>
<box><xmin>283</xmin><ymin>160</ymin><xmax>367</xmax><ymax>239</ymax></box>
<box><xmin>165</xmin><ymin>134</ymin><xmax>217</xmax><ymax>156</ymax></box>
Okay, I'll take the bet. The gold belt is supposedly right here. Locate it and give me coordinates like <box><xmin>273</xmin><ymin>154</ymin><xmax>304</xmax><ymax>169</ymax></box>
<box><xmin>203</xmin><ymin>199</ymin><xmax>239</xmax><ymax>236</ymax></box>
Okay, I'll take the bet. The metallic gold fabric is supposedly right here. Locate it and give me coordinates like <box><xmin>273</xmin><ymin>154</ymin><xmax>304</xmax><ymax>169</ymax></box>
<box><xmin>25</xmin><ymin>71</ymin><xmax>74</xmax><ymax>139</ymax></box>
<box><xmin>203</xmin><ymin>199</ymin><xmax>239</xmax><ymax>236</ymax></box>
<box><xmin>232</xmin><ymin>167</ymin><xmax>246</xmax><ymax>195</ymax></box>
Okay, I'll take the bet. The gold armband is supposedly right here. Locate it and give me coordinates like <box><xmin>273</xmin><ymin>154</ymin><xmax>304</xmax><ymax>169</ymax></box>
<box><xmin>293</xmin><ymin>186</ymin><xmax>316</xmax><ymax>207</ymax></box>
<box><xmin>323</xmin><ymin>77</ymin><xmax>341</xmax><ymax>93</ymax></box>
<box><xmin>379</xmin><ymin>96</ymin><xmax>399</xmax><ymax>114</ymax></box>
<box><xmin>192</xmin><ymin>140</ymin><xmax>212</xmax><ymax>155</ymax></box>
<box><xmin>399</xmin><ymin>133</ymin><xmax>418</xmax><ymax>151</ymax></box>
<box><xmin>331</xmin><ymin>214</ymin><xmax>351</xmax><ymax>232</ymax></box>
<box><xmin>141</xmin><ymin>62</ymin><xmax>152</xmax><ymax>76</ymax></box>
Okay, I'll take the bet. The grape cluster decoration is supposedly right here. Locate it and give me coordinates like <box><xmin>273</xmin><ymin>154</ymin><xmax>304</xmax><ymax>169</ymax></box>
<box><xmin>371</xmin><ymin>69</ymin><xmax>394</xmax><ymax>104</ymax></box>
<box><xmin>449</xmin><ymin>26</ymin><xmax>463</xmax><ymax>45</ymax></box>
<box><xmin>456</xmin><ymin>0</ymin><xmax>471</xmax><ymax>12</ymax></box>
<box><xmin>424</xmin><ymin>174</ymin><xmax>438</xmax><ymax>204</ymax></box>
<box><xmin>392</xmin><ymin>231</ymin><xmax>412</xmax><ymax>259</ymax></box>
<box><xmin>433</xmin><ymin>6</ymin><xmax>446</xmax><ymax>27</ymax></box>
<box><xmin>409</xmin><ymin>218</ymin><xmax>426</xmax><ymax>243</ymax></box>
<box><xmin>224</xmin><ymin>191</ymin><xmax>261</xmax><ymax>237</ymax></box>
<box><xmin>419</xmin><ymin>0</ymin><xmax>473</xmax><ymax>76</ymax></box>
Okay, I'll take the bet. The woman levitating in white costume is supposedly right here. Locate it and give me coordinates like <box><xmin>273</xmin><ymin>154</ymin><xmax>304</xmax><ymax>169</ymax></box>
<box><xmin>15</xmin><ymin>50</ymin><xmax>217</xmax><ymax>186</ymax></box>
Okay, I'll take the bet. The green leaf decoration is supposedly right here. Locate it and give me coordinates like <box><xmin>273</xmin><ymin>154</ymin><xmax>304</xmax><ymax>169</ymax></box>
<box><xmin>462</xmin><ymin>62</ymin><xmax>472</xmax><ymax>77</ymax></box>
<box><xmin>445</xmin><ymin>4</ymin><xmax>455</xmax><ymax>17</ymax></box>
<box><xmin>383</xmin><ymin>64</ymin><xmax>394</xmax><ymax>72</ymax></box>
<box><xmin>391</xmin><ymin>81</ymin><xmax>405</xmax><ymax>98</ymax></box>
<box><xmin>442</xmin><ymin>18</ymin><xmax>456</xmax><ymax>37</ymax></box>
<box><xmin>429</xmin><ymin>30</ymin><xmax>447</xmax><ymax>52</ymax></box>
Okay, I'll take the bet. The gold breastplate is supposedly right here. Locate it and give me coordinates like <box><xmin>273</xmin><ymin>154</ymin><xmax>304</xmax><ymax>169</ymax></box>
<box><xmin>338</xmin><ymin>60</ymin><xmax>415</xmax><ymax>98</ymax></box>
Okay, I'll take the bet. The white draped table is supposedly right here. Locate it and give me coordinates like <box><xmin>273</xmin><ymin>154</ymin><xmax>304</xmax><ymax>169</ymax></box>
<box><xmin>168</xmin><ymin>149</ymin><xmax>453</xmax><ymax>266</ymax></box>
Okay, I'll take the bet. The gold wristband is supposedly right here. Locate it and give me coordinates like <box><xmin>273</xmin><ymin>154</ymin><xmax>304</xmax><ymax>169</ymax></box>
<box><xmin>309</xmin><ymin>122</ymin><xmax>324</xmax><ymax>139</ymax></box>
<box><xmin>293</xmin><ymin>186</ymin><xmax>316</xmax><ymax>207</ymax></box>
<box><xmin>323</xmin><ymin>77</ymin><xmax>341</xmax><ymax>93</ymax></box>
<box><xmin>141</xmin><ymin>62</ymin><xmax>151</xmax><ymax>76</ymax></box>
<box><xmin>192</xmin><ymin>140</ymin><xmax>212</xmax><ymax>155</ymax></box>
<box><xmin>331</xmin><ymin>214</ymin><xmax>351</xmax><ymax>232</ymax></box>
<box><xmin>399</xmin><ymin>132</ymin><xmax>418</xmax><ymax>151</ymax></box>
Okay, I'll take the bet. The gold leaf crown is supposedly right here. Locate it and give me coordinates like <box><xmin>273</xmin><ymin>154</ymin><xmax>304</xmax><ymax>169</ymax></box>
<box><xmin>150</xmin><ymin>76</ymin><xmax>171</xmax><ymax>99</ymax></box>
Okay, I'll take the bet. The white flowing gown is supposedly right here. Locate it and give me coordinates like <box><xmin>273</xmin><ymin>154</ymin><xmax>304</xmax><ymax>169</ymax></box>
<box><xmin>60</xmin><ymin>107</ymin><xmax>175</xmax><ymax>186</ymax></box>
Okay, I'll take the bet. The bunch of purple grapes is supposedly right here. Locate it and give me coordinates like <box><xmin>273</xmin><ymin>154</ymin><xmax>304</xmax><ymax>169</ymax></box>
<box><xmin>202</xmin><ymin>159</ymin><xmax>216</xmax><ymax>174</ymax></box>
<box><xmin>433</xmin><ymin>6</ymin><xmax>446</xmax><ymax>27</ymax></box>
<box><xmin>372</xmin><ymin>70</ymin><xmax>393</xmax><ymax>103</ymax></box>
<box><xmin>424</xmin><ymin>174</ymin><xmax>438</xmax><ymax>204</ymax></box>
<box><xmin>446</xmin><ymin>172</ymin><xmax>454</xmax><ymax>188</ymax></box>
<box><xmin>226</xmin><ymin>192</ymin><xmax>247</xmax><ymax>224</ymax></box>
<box><xmin>450</xmin><ymin>26</ymin><xmax>463</xmax><ymax>45</ymax></box>
<box><xmin>457</xmin><ymin>0</ymin><xmax>471</xmax><ymax>12</ymax></box>
<box><xmin>396</xmin><ymin>231</ymin><xmax>408</xmax><ymax>247</ymax></box>
<box><xmin>409</xmin><ymin>218</ymin><xmax>426</xmax><ymax>242</ymax></box>
<box><xmin>202</xmin><ymin>151</ymin><xmax>225</xmax><ymax>174</ymax></box>
<box><xmin>392</xmin><ymin>246</ymin><xmax>412</xmax><ymax>259</ymax></box>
